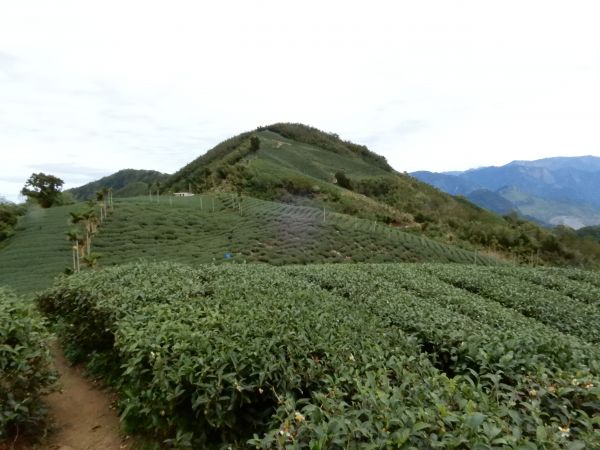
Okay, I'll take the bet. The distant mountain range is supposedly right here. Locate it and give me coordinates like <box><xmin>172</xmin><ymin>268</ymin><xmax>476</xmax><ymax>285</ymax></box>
<box><xmin>412</xmin><ymin>156</ymin><xmax>600</xmax><ymax>229</ymax></box>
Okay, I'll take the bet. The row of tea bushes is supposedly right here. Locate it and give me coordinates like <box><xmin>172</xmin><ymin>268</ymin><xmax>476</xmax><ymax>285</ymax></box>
<box><xmin>37</xmin><ymin>262</ymin><xmax>599</xmax><ymax>448</ymax></box>
<box><xmin>0</xmin><ymin>287</ymin><xmax>55</xmax><ymax>440</ymax></box>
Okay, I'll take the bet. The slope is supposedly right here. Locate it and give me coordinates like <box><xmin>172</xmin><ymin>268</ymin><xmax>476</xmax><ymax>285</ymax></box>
<box><xmin>0</xmin><ymin>204</ymin><xmax>80</xmax><ymax>294</ymax></box>
<box><xmin>162</xmin><ymin>123</ymin><xmax>600</xmax><ymax>266</ymax></box>
<box><xmin>0</xmin><ymin>195</ymin><xmax>496</xmax><ymax>295</ymax></box>
<box><xmin>93</xmin><ymin>195</ymin><xmax>494</xmax><ymax>268</ymax></box>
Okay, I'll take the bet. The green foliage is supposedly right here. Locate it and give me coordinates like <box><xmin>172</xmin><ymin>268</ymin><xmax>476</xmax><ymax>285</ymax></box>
<box><xmin>0</xmin><ymin>195</ymin><xmax>494</xmax><ymax>295</ymax></box>
<box><xmin>0</xmin><ymin>204</ymin><xmax>84</xmax><ymax>294</ymax></box>
<box><xmin>90</xmin><ymin>195</ymin><xmax>494</xmax><ymax>269</ymax></box>
<box><xmin>21</xmin><ymin>172</ymin><xmax>64</xmax><ymax>208</ymax></box>
<box><xmin>0</xmin><ymin>201</ymin><xmax>25</xmax><ymax>242</ymax></box>
<box><xmin>37</xmin><ymin>262</ymin><xmax>600</xmax><ymax>448</ymax></box>
<box><xmin>67</xmin><ymin>169</ymin><xmax>169</xmax><ymax>201</ymax></box>
<box><xmin>334</xmin><ymin>171</ymin><xmax>352</xmax><ymax>190</ymax></box>
<box><xmin>0</xmin><ymin>287</ymin><xmax>56</xmax><ymax>439</ymax></box>
<box><xmin>576</xmin><ymin>224</ymin><xmax>600</xmax><ymax>242</ymax></box>
<box><xmin>249</xmin><ymin>135</ymin><xmax>260</xmax><ymax>153</ymax></box>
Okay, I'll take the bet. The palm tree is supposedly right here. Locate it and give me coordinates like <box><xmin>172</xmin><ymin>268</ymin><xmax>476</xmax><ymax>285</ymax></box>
<box><xmin>65</xmin><ymin>229</ymin><xmax>83</xmax><ymax>272</ymax></box>
<box><xmin>70</xmin><ymin>209</ymin><xmax>96</xmax><ymax>256</ymax></box>
<box><xmin>107</xmin><ymin>187</ymin><xmax>114</xmax><ymax>211</ymax></box>
<box><xmin>81</xmin><ymin>209</ymin><xmax>97</xmax><ymax>255</ymax></box>
<box><xmin>82</xmin><ymin>252</ymin><xmax>101</xmax><ymax>269</ymax></box>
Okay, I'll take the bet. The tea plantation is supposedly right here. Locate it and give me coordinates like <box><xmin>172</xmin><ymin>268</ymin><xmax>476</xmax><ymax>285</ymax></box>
<box><xmin>37</xmin><ymin>262</ymin><xmax>600</xmax><ymax>449</ymax></box>
<box><xmin>0</xmin><ymin>195</ymin><xmax>495</xmax><ymax>294</ymax></box>
<box><xmin>0</xmin><ymin>287</ymin><xmax>55</xmax><ymax>439</ymax></box>
<box><xmin>93</xmin><ymin>195</ymin><xmax>494</xmax><ymax>267</ymax></box>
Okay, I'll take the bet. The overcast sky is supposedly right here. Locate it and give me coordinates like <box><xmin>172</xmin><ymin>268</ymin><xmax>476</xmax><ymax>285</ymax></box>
<box><xmin>1</xmin><ymin>1</ymin><xmax>600</xmax><ymax>202</ymax></box>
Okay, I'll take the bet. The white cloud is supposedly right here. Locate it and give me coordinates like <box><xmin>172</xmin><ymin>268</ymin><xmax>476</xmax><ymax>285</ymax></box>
<box><xmin>1</xmin><ymin>0</ymin><xmax>600</xmax><ymax>201</ymax></box>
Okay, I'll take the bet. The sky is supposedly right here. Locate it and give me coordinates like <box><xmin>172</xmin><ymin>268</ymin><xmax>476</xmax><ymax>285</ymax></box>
<box><xmin>1</xmin><ymin>0</ymin><xmax>600</xmax><ymax>202</ymax></box>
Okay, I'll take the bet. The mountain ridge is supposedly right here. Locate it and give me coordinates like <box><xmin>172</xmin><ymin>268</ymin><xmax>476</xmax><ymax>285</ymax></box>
<box><xmin>412</xmin><ymin>156</ymin><xmax>600</xmax><ymax>228</ymax></box>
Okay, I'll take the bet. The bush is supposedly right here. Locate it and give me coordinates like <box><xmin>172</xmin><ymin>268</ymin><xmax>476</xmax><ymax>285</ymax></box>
<box><xmin>36</xmin><ymin>263</ymin><xmax>600</xmax><ymax>449</ymax></box>
<box><xmin>0</xmin><ymin>287</ymin><xmax>56</xmax><ymax>439</ymax></box>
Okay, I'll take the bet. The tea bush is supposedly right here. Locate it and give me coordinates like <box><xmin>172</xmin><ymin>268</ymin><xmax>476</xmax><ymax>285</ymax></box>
<box><xmin>0</xmin><ymin>287</ymin><xmax>55</xmax><ymax>439</ymax></box>
<box><xmin>38</xmin><ymin>263</ymin><xmax>600</xmax><ymax>449</ymax></box>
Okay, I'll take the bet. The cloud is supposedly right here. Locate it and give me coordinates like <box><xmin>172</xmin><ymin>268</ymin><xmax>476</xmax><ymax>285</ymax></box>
<box><xmin>1</xmin><ymin>0</ymin><xmax>600</xmax><ymax>200</ymax></box>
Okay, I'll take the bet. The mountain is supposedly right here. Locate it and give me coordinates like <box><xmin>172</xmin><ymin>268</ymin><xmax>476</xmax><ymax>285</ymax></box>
<box><xmin>67</xmin><ymin>169</ymin><xmax>169</xmax><ymax>200</ymax></box>
<box><xmin>158</xmin><ymin>123</ymin><xmax>600</xmax><ymax>266</ymax></box>
<box><xmin>412</xmin><ymin>156</ymin><xmax>600</xmax><ymax>228</ymax></box>
<box><xmin>23</xmin><ymin>124</ymin><xmax>600</xmax><ymax>269</ymax></box>
<box><xmin>464</xmin><ymin>189</ymin><xmax>517</xmax><ymax>216</ymax></box>
<box><xmin>410</xmin><ymin>171</ymin><xmax>479</xmax><ymax>196</ymax></box>
<box><xmin>507</xmin><ymin>155</ymin><xmax>600</xmax><ymax>172</ymax></box>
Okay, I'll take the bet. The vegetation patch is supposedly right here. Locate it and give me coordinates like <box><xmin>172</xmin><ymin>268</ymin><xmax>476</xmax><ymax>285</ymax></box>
<box><xmin>37</xmin><ymin>262</ymin><xmax>600</xmax><ymax>449</ymax></box>
<box><xmin>0</xmin><ymin>287</ymin><xmax>56</xmax><ymax>441</ymax></box>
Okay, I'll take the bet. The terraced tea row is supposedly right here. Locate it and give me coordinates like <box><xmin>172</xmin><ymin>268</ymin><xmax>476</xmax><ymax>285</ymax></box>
<box><xmin>94</xmin><ymin>195</ymin><xmax>494</xmax><ymax>268</ymax></box>
<box><xmin>38</xmin><ymin>262</ymin><xmax>600</xmax><ymax>449</ymax></box>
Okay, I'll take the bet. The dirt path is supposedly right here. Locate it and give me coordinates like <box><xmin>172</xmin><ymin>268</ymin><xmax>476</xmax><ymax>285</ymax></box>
<box><xmin>42</xmin><ymin>343</ymin><xmax>130</xmax><ymax>450</ymax></box>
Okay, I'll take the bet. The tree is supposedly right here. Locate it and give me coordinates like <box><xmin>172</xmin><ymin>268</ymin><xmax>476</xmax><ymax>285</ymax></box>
<box><xmin>334</xmin><ymin>171</ymin><xmax>352</xmax><ymax>190</ymax></box>
<box><xmin>21</xmin><ymin>173</ymin><xmax>64</xmax><ymax>208</ymax></box>
<box><xmin>249</xmin><ymin>136</ymin><xmax>260</xmax><ymax>153</ymax></box>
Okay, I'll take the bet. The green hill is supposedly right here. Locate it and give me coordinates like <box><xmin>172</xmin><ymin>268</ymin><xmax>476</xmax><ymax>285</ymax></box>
<box><xmin>0</xmin><ymin>195</ymin><xmax>496</xmax><ymax>295</ymax></box>
<box><xmin>67</xmin><ymin>169</ymin><xmax>169</xmax><ymax>200</ymax></box>
<box><xmin>577</xmin><ymin>224</ymin><xmax>600</xmax><ymax>242</ymax></box>
<box><xmin>163</xmin><ymin>123</ymin><xmax>600</xmax><ymax>267</ymax></box>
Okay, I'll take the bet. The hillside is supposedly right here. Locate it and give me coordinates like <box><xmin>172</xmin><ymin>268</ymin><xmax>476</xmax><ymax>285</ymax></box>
<box><xmin>162</xmin><ymin>123</ymin><xmax>600</xmax><ymax>266</ymax></box>
<box><xmin>67</xmin><ymin>169</ymin><xmax>169</xmax><ymax>200</ymax></box>
<box><xmin>412</xmin><ymin>156</ymin><xmax>600</xmax><ymax>228</ymax></box>
<box><xmin>0</xmin><ymin>195</ymin><xmax>495</xmax><ymax>295</ymax></box>
<box><xmin>577</xmin><ymin>224</ymin><xmax>600</xmax><ymax>242</ymax></box>
<box><xmin>0</xmin><ymin>204</ymin><xmax>77</xmax><ymax>293</ymax></box>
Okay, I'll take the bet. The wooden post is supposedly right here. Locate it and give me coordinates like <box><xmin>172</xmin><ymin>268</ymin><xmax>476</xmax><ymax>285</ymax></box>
<box><xmin>200</xmin><ymin>197</ymin><xmax>203</xmax><ymax>210</ymax></box>
<box><xmin>323</xmin><ymin>207</ymin><xmax>326</xmax><ymax>223</ymax></box>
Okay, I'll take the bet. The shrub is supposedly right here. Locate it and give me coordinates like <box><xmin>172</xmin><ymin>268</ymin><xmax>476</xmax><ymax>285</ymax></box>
<box><xmin>0</xmin><ymin>287</ymin><xmax>56</xmax><ymax>439</ymax></box>
<box><xmin>36</xmin><ymin>263</ymin><xmax>600</xmax><ymax>449</ymax></box>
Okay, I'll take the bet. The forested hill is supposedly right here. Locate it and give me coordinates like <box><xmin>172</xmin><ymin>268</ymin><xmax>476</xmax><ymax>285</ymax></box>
<box><xmin>67</xmin><ymin>169</ymin><xmax>169</xmax><ymax>200</ymax></box>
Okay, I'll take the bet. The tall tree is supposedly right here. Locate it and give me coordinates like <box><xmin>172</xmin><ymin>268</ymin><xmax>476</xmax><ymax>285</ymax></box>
<box><xmin>21</xmin><ymin>173</ymin><xmax>64</xmax><ymax>208</ymax></box>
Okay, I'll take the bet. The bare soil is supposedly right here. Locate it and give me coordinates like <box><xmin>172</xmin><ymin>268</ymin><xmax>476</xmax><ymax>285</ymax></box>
<box><xmin>41</xmin><ymin>343</ymin><xmax>130</xmax><ymax>450</ymax></box>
